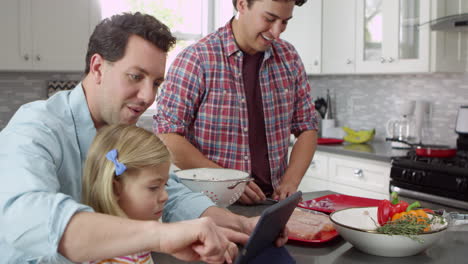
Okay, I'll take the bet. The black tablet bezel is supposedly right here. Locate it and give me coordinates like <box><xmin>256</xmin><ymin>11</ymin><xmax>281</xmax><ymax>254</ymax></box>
<box><xmin>234</xmin><ymin>191</ymin><xmax>302</xmax><ymax>264</ymax></box>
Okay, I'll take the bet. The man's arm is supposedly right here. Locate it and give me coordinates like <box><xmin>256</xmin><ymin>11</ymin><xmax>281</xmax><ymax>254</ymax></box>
<box><xmin>59</xmin><ymin>212</ymin><xmax>246</xmax><ymax>263</ymax></box>
<box><xmin>273</xmin><ymin>130</ymin><xmax>317</xmax><ymax>200</ymax></box>
<box><xmin>157</xmin><ymin>133</ymin><xmax>221</xmax><ymax>169</ymax></box>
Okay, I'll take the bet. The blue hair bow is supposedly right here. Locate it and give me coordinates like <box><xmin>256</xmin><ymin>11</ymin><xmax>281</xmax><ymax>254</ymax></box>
<box><xmin>106</xmin><ymin>149</ymin><xmax>127</xmax><ymax>176</ymax></box>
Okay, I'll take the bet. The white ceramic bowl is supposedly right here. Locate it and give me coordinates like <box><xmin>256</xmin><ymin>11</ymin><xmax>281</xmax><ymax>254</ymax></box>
<box><xmin>174</xmin><ymin>168</ymin><xmax>252</xmax><ymax>207</ymax></box>
<box><xmin>329</xmin><ymin>207</ymin><xmax>448</xmax><ymax>257</ymax></box>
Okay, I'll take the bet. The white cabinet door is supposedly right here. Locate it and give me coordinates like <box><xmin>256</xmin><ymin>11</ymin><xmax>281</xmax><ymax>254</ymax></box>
<box><xmin>430</xmin><ymin>0</ymin><xmax>468</xmax><ymax>72</ymax></box>
<box><xmin>32</xmin><ymin>0</ymin><xmax>100</xmax><ymax>71</ymax></box>
<box><xmin>321</xmin><ymin>0</ymin><xmax>356</xmax><ymax>74</ymax></box>
<box><xmin>298</xmin><ymin>151</ymin><xmax>329</xmax><ymax>192</ymax></box>
<box><xmin>331</xmin><ymin>184</ymin><xmax>389</xmax><ymax>200</ymax></box>
<box><xmin>328</xmin><ymin>154</ymin><xmax>390</xmax><ymax>196</ymax></box>
<box><xmin>0</xmin><ymin>0</ymin><xmax>100</xmax><ymax>72</ymax></box>
<box><xmin>281</xmin><ymin>0</ymin><xmax>322</xmax><ymax>74</ymax></box>
<box><xmin>355</xmin><ymin>0</ymin><xmax>430</xmax><ymax>73</ymax></box>
<box><xmin>0</xmin><ymin>0</ymin><xmax>32</xmax><ymax>70</ymax></box>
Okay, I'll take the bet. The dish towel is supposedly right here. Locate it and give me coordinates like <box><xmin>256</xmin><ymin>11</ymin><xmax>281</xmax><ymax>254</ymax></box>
<box><xmin>247</xmin><ymin>246</ymin><xmax>295</xmax><ymax>264</ymax></box>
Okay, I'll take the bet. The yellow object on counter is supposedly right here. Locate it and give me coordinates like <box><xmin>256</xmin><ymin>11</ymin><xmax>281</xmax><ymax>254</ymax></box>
<box><xmin>342</xmin><ymin>127</ymin><xmax>375</xmax><ymax>144</ymax></box>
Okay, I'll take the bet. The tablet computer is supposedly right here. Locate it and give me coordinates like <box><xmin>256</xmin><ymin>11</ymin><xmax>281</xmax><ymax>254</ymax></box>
<box><xmin>234</xmin><ymin>191</ymin><xmax>302</xmax><ymax>264</ymax></box>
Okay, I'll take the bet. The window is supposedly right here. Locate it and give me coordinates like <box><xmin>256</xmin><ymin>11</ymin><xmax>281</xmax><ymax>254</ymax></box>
<box><xmin>99</xmin><ymin>0</ymin><xmax>234</xmax><ymax>68</ymax></box>
<box><xmin>99</xmin><ymin>0</ymin><xmax>235</xmax><ymax>120</ymax></box>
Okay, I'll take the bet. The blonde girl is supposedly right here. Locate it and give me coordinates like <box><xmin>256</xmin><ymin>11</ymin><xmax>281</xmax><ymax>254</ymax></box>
<box><xmin>82</xmin><ymin>124</ymin><xmax>170</xmax><ymax>264</ymax></box>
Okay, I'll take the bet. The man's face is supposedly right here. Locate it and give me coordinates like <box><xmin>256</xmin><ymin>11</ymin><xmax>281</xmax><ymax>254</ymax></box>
<box><xmin>93</xmin><ymin>35</ymin><xmax>166</xmax><ymax>128</ymax></box>
<box><xmin>236</xmin><ymin>0</ymin><xmax>295</xmax><ymax>54</ymax></box>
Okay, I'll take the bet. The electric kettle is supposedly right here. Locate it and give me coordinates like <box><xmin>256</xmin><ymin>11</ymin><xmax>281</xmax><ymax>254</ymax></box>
<box><xmin>386</xmin><ymin>117</ymin><xmax>411</xmax><ymax>148</ymax></box>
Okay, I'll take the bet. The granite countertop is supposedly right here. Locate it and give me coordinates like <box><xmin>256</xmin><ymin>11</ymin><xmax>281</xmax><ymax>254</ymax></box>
<box><xmin>314</xmin><ymin>141</ymin><xmax>409</xmax><ymax>162</ymax></box>
<box><xmin>153</xmin><ymin>191</ymin><xmax>468</xmax><ymax>263</ymax></box>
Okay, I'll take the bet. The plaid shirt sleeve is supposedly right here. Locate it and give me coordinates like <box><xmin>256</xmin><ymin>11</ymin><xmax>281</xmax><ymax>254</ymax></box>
<box><xmin>153</xmin><ymin>46</ymin><xmax>204</xmax><ymax>136</ymax></box>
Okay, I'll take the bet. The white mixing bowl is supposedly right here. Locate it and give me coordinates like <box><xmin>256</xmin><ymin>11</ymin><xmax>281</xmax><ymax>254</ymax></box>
<box><xmin>174</xmin><ymin>168</ymin><xmax>252</xmax><ymax>207</ymax></box>
<box><xmin>330</xmin><ymin>207</ymin><xmax>448</xmax><ymax>257</ymax></box>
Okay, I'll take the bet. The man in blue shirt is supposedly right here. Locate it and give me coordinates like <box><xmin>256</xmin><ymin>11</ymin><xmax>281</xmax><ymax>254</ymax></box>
<box><xmin>0</xmin><ymin>12</ymin><xmax>270</xmax><ymax>263</ymax></box>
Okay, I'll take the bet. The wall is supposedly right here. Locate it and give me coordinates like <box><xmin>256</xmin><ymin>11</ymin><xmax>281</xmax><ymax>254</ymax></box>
<box><xmin>309</xmin><ymin>73</ymin><xmax>468</xmax><ymax>145</ymax></box>
<box><xmin>0</xmin><ymin>72</ymin><xmax>83</xmax><ymax>130</ymax></box>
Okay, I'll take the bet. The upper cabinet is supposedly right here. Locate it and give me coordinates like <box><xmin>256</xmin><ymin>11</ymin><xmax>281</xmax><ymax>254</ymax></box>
<box><xmin>285</xmin><ymin>0</ymin><xmax>467</xmax><ymax>75</ymax></box>
<box><xmin>322</xmin><ymin>0</ymin><xmax>356</xmax><ymax>74</ymax></box>
<box><xmin>355</xmin><ymin>0</ymin><xmax>430</xmax><ymax>73</ymax></box>
<box><xmin>0</xmin><ymin>0</ymin><xmax>101</xmax><ymax>72</ymax></box>
<box><xmin>281</xmin><ymin>0</ymin><xmax>322</xmax><ymax>74</ymax></box>
<box><xmin>430</xmin><ymin>0</ymin><xmax>468</xmax><ymax>72</ymax></box>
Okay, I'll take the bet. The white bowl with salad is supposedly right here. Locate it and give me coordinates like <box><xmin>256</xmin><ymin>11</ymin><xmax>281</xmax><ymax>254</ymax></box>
<box><xmin>329</xmin><ymin>195</ymin><xmax>448</xmax><ymax>257</ymax></box>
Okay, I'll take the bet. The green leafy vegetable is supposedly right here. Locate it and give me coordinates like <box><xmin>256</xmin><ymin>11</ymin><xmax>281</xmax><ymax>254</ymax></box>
<box><xmin>373</xmin><ymin>214</ymin><xmax>446</xmax><ymax>243</ymax></box>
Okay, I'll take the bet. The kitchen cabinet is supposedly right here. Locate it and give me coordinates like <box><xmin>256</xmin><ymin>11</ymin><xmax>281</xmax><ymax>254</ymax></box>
<box><xmin>0</xmin><ymin>0</ymin><xmax>101</xmax><ymax>72</ymax></box>
<box><xmin>355</xmin><ymin>0</ymin><xmax>430</xmax><ymax>73</ymax></box>
<box><xmin>430</xmin><ymin>0</ymin><xmax>468</xmax><ymax>72</ymax></box>
<box><xmin>297</xmin><ymin>151</ymin><xmax>329</xmax><ymax>192</ymax></box>
<box><xmin>296</xmin><ymin>150</ymin><xmax>390</xmax><ymax>200</ymax></box>
<box><xmin>281</xmin><ymin>0</ymin><xmax>322</xmax><ymax>74</ymax></box>
<box><xmin>318</xmin><ymin>0</ymin><xmax>465</xmax><ymax>74</ymax></box>
<box><xmin>321</xmin><ymin>0</ymin><xmax>356</xmax><ymax>74</ymax></box>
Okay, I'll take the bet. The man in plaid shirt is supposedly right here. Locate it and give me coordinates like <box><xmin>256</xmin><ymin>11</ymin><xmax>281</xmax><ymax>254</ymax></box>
<box><xmin>154</xmin><ymin>0</ymin><xmax>319</xmax><ymax>204</ymax></box>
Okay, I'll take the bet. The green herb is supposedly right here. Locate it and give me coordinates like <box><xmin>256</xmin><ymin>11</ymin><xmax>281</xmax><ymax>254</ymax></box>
<box><xmin>372</xmin><ymin>214</ymin><xmax>445</xmax><ymax>243</ymax></box>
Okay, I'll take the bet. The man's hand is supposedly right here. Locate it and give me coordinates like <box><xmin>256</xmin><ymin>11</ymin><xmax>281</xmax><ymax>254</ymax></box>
<box><xmin>237</xmin><ymin>214</ymin><xmax>288</xmax><ymax>248</ymax></box>
<box><xmin>157</xmin><ymin>217</ymin><xmax>243</xmax><ymax>264</ymax></box>
<box><xmin>237</xmin><ymin>181</ymin><xmax>266</xmax><ymax>204</ymax></box>
<box><xmin>273</xmin><ymin>179</ymin><xmax>299</xmax><ymax>201</ymax></box>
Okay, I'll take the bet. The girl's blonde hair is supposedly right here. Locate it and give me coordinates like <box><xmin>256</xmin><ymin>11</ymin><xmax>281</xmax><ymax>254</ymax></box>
<box><xmin>82</xmin><ymin>124</ymin><xmax>170</xmax><ymax>217</ymax></box>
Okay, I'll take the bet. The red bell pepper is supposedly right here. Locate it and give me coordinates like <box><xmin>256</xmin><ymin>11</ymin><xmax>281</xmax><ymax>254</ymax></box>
<box><xmin>377</xmin><ymin>199</ymin><xmax>393</xmax><ymax>226</ymax></box>
<box><xmin>377</xmin><ymin>192</ymin><xmax>410</xmax><ymax>226</ymax></box>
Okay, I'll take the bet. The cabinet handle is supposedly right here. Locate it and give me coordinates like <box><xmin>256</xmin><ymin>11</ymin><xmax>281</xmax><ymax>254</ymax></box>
<box><xmin>380</xmin><ymin>57</ymin><xmax>386</xmax><ymax>63</ymax></box>
<box><xmin>313</xmin><ymin>60</ymin><xmax>319</xmax><ymax>66</ymax></box>
<box><xmin>23</xmin><ymin>54</ymin><xmax>29</xmax><ymax>61</ymax></box>
<box><xmin>36</xmin><ymin>55</ymin><xmax>41</xmax><ymax>61</ymax></box>
<box><xmin>346</xmin><ymin>59</ymin><xmax>352</xmax><ymax>65</ymax></box>
<box><xmin>388</xmin><ymin>57</ymin><xmax>394</xmax><ymax>63</ymax></box>
<box><xmin>354</xmin><ymin>169</ymin><xmax>363</xmax><ymax>178</ymax></box>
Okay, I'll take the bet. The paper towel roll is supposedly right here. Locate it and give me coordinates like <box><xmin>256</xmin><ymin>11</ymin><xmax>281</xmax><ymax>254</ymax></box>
<box><xmin>321</xmin><ymin>119</ymin><xmax>336</xmax><ymax>138</ymax></box>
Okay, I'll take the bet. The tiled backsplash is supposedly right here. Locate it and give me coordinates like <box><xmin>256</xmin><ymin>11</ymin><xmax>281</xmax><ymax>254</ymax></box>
<box><xmin>0</xmin><ymin>72</ymin><xmax>83</xmax><ymax>130</ymax></box>
<box><xmin>1</xmin><ymin>72</ymin><xmax>468</xmax><ymax>147</ymax></box>
<box><xmin>309</xmin><ymin>73</ymin><xmax>468</xmax><ymax>145</ymax></box>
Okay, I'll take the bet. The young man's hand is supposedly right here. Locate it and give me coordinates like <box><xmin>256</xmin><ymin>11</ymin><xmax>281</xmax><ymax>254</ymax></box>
<box><xmin>237</xmin><ymin>181</ymin><xmax>266</xmax><ymax>204</ymax></box>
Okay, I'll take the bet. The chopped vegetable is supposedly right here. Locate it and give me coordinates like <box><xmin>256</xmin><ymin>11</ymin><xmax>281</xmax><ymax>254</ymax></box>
<box><xmin>377</xmin><ymin>192</ymin><xmax>410</xmax><ymax>225</ymax></box>
<box><xmin>374</xmin><ymin>193</ymin><xmax>446</xmax><ymax>242</ymax></box>
<box><xmin>376</xmin><ymin>213</ymin><xmax>445</xmax><ymax>243</ymax></box>
<box><xmin>391</xmin><ymin>209</ymin><xmax>430</xmax><ymax>232</ymax></box>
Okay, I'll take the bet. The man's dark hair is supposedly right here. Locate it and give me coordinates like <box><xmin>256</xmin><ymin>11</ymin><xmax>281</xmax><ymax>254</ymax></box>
<box><xmin>232</xmin><ymin>0</ymin><xmax>307</xmax><ymax>11</ymax></box>
<box><xmin>85</xmin><ymin>12</ymin><xmax>176</xmax><ymax>74</ymax></box>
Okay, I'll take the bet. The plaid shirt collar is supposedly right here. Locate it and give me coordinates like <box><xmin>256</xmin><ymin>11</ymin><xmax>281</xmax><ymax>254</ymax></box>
<box><xmin>221</xmin><ymin>19</ymin><xmax>273</xmax><ymax>61</ymax></box>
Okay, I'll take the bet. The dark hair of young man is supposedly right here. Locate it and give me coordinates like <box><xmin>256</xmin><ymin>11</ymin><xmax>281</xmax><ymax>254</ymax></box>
<box><xmin>232</xmin><ymin>0</ymin><xmax>307</xmax><ymax>11</ymax></box>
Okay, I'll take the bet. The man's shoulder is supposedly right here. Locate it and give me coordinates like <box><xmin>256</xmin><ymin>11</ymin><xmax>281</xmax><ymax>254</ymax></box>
<box><xmin>5</xmin><ymin>91</ymin><xmax>74</xmax><ymax>135</ymax></box>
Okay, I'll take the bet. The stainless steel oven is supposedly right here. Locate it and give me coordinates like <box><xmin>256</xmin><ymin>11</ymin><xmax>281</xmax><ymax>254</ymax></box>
<box><xmin>389</xmin><ymin>150</ymin><xmax>468</xmax><ymax>211</ymax></box>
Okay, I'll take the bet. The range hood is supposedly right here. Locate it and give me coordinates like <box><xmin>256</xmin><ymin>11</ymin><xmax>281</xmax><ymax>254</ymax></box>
<box><xmin>429</xmin><ymin>13</ymin><xmax>468</xmax><ymax>32</ymax></box>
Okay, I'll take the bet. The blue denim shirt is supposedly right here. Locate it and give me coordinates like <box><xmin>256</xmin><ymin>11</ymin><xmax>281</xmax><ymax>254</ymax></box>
<box><xmin>0</xmin><ymin>84</ymin><xmax>214</xmax><ymax>263</ymax></box>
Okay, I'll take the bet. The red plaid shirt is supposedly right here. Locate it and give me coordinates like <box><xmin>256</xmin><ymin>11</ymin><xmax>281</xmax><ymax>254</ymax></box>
<box><xmin>154</xmin><ymin>21</ymin><xmax>318</xmax><ymax>189</ymax></box>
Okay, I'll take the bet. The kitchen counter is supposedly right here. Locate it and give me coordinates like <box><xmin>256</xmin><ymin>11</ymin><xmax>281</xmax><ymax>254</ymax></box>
<box><xmin>315</xmin><ymin>141</ymin><xmax>409</xmax><ymax>162</ymax></box>
<box><xmin>152</xmin><ymin>191</ymin><xmax>468</xmax><ymax>263</ymax></box>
